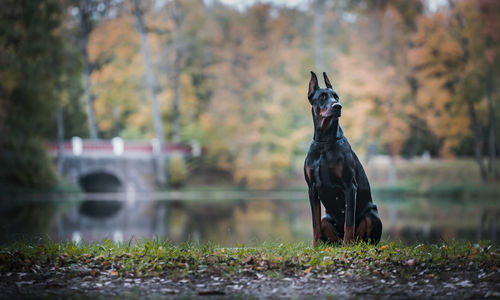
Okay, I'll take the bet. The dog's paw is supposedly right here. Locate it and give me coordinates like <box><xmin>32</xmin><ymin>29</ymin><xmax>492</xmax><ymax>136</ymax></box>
<box><xmin>342</xmin><ymin>239</ymin><xmax>354</xmax><ymax>246</ymax></box>
<box><xmin>343</xmin><ymin>225</ymin><xmax>355</xmax><ymax>245</ymax></box>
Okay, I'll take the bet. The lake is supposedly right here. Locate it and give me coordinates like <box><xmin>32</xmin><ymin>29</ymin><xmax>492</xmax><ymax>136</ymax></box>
<box><xmin>1</xmin><ymin>190</ymin><xmax>499</xmax><ymax>245</ymax></box>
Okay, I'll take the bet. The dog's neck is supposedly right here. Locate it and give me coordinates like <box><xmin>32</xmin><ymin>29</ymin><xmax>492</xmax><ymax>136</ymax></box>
<box><xmin>313</xmin><ymin>117</ymin><xmax>343</xmax><ymax>143</ymax></box>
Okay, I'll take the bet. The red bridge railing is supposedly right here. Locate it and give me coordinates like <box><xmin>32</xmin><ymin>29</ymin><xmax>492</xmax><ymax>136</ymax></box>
<box><xmin>47</xmin><ymin>139</ymin><xmax>193</xmax><ymax>156</ymax></box>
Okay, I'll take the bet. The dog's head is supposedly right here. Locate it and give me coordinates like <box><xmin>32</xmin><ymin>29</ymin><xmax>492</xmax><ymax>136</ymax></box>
<box><xmin>307</xmin><ymin>71</ymin><xmax>342</xmax><ymax>130</ymax></box>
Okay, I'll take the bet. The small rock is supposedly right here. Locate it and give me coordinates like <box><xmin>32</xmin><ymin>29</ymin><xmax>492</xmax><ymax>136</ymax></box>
<box><xmin>161</xmin><ymin>288</ymin><xmax>178</xmax><ymax>294</ymax></box>
<box><xmin>406</xmin><ymin>259</ymin><xmax>416</xmax><ymax>267</ymax></box>
<box><xmin>16</xmin><ymin>281</ymin><xmax>35</xmax><ymax>287</ymax></box>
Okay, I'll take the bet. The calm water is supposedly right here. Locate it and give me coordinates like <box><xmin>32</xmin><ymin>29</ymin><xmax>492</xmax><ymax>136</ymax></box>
<box><xmin>1</xmin><ymin>191</ymin><xmax>499</xmax><ymax>245</ymax></box>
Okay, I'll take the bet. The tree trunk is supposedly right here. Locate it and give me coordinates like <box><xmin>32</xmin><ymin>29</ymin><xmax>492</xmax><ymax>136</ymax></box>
<box><xmin>56</xmin><ymin>104</ymin><xmax>64</xmax><ymax>174</ymax></box>
<box><xmin>487</xmin><ymin>80</ymin><xmax>497</xmax><ymax>180</ymax></box>
<box><xmin>407</xmin><ymin>116</ymin><xmax>419</xmax><ymax>158</ymax></box>
<box><xmin>452</xmin><ymin>8</ymin><xmax>487</xmax><ymax>181</ymax></box>
<box><xmin>388</xmin><ymin>156</ymin><xmax>397</xmax><ymax>185</ymax></box>
<box><xmin>407</xmin><ymin>77</ymin><xmax>420</xmax><ymax>158</ymax></box>
<box><xmin>171</xmin><ymin>2</ymin><xmax>182</xmax><ymax>144</ymax></box>
<box><xmin>79</xmin><ymin>5</ymin><xmax>98</xmax><ymax>139</ymax></box>
<box><xmin>172</xmin><ymin>47</ymin><xmax>181</xmax><ymax>143</ymax></box>
<box><xmin>313</xmin><ymin>0</ymin><xmax>325</xmax><ymax>71</ymax></box>
<box><xmin>467</xmin><ymin>100</ymin><xmax>487</xmax><ymax>181</ymax></box>
<box><xmin>388</xmin><ymin>114</ymin><xmax>398</xmax><ymax>185</ymax></box>
<box><xmin>112</xmin><ymin>106</ymin><xmax>120</xmax><ymax>137</ymax></box>
<box><xmin>132</xmin><ymin>0</ymin><xmax>166</xmax><ymax>186</ymax></box>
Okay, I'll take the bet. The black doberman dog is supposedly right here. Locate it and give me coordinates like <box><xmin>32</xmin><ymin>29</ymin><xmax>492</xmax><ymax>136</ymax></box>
<box><xmin>304</xmin><ymin>71</ymin><xmax>382</xmax><ymax>246</ymax></box>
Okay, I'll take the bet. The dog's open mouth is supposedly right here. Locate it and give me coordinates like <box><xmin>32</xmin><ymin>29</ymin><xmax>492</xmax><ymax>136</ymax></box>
<box><xmin>319</xmin><ymin>105</ymin><xmax>341</xmax><ymax>129</ymax></box>
<box><xmin>320</xmin><ymin>103</ymin><xmax>342</xmax><ymax>118</ymax></box>
<box><xmin>320</xmin><ymin>109</ymin><xmax>341</xmax><ymax>119</ymax></box>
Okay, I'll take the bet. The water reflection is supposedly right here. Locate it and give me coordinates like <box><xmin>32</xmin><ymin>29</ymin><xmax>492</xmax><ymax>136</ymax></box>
<box><xmin>1</xmin><ymin>193</ymin><xmax>499</xmax><ymax>246</ymax></box>
<box><xmin>0</xmin><ymin>201</ymin><xmax>60</xmax><ymax>244</ymax></box>
<box><xmin>78</xmin><ymin>172</ymin><xmax>123</xmax><ymax>219</ymax></box>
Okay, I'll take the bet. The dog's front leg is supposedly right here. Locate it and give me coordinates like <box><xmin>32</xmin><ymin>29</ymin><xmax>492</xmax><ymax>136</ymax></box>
<box><xmin>343</xmin><ymin>179</ymin><xmax>357</xmax><ymax>245</ymax></box>
<box><xmin>308</xmin><ymin>186</ymin><xmax>321</xmax><ymax>247</ymax></box>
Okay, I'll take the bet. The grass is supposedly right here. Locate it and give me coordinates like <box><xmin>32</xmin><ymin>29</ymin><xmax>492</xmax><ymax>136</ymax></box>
<box><xmin>1</xmin><ymin>240</ymin><xmax>499</xmax><ymax>280</ymax></box>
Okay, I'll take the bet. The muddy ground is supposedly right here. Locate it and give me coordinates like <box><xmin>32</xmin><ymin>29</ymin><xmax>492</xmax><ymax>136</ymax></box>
<box><xmin>2</xmin><ymin>269</ymin><xmax>500</xmax><ymax>299</ymax></box>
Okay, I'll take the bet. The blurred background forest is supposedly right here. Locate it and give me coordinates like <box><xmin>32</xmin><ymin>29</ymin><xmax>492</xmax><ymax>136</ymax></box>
<box><xmin>1</xmin><ymin>0</ymin><xmax>500</xmax><ymax>190</ymax></box>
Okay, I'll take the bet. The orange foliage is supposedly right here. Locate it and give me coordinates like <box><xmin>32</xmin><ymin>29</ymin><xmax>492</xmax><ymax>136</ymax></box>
<box><xmin>73</xmin><ymin>0</ymin><xmax>498</xmax><ymax>187</ymax></box>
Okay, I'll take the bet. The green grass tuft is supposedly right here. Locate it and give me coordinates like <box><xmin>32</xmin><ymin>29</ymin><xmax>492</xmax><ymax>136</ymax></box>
<box><xmin>1</xmin><ymin>240</ymin><xmax>498</xmax><ymax>280</ymax></box>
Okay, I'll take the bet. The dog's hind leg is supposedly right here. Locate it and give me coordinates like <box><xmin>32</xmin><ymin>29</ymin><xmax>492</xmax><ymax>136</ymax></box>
<box><xmin>356</xmin><ymin>213</ymin><xmax>382</xmax><ymax>244</ymax></box>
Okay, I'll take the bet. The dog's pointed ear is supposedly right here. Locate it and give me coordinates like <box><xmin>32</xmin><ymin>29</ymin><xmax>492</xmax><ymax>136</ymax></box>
<box><xmin>308</xmin><ymin>71</ymin><xmax>319</xmax><ymax>100</ymax></box>
<box><xmin>323</xmin><ymin>72</ymin><xmax>333</xmax><ymax>89</ymax></box>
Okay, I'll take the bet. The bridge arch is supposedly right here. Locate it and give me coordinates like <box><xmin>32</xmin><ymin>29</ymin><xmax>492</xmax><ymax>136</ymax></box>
<box><xmin>78</xmin><ymin>171</ymin><xmax>123</xmax><ymax>193</ymax></box>
<box><xmin>78</xmin><ymin>171</ymin><xmax>124</xmax><ymax>219</ymax></box>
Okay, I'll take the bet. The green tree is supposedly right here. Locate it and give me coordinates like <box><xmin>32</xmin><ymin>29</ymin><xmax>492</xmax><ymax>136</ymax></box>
<box><xmin>0</xmin><ymin>0</ymin><xmax>65</xmax><ymax>188</ymax></box>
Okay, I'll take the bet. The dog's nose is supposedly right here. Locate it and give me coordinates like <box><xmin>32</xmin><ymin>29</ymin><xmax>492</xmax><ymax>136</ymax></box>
<box><xmin>332</xmin><ymin>103</ymin><xmax>342</xmax><ymax>109</ymax></box>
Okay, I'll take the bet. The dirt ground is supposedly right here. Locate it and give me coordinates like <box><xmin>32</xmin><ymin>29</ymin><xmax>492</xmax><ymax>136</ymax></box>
<box><xmin>2</xmin><ymin>269</ymin><xmax>500</xmax><ymax>299</ymax></box>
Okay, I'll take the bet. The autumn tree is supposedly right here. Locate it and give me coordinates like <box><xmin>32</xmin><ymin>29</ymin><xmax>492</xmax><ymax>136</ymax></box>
<box><xmin>409</xmin><ymin>0</ymin><xmax>500</xmax><ymax>181</ymax></box>
<box><xmin>329</xmin><ymin>0</ymin><xmax>424</xmax><ymax>183</ymax></box>
<box><xmin>168</xmin><ymin>0</ymin><xmax>183</xmax><ymax>143</ymax></box>
<box><xmin>196</xmin><ymin>3</ymin><xmax>312</xmax><ymax>188</ymax></box>
<box><xmin>131</xmin><ymin>0</ymin><xmax>167</xmax><ymax>186</ymax></box>
<box><xmin>56</xmin><ymin>0</ymin><xmax>497</xmax><ymax>188</ymax></box>
<box><xmin>86</xmin><ymin>10</ymin><xmax>148</xmax><ymax>139</ymax></box>
<box><xmin>477</xmin><ymin>0</ymin><xmax>500</xmax><ymax>179</ymax></box>
<box><xmin>72</xmin><ymin>0</ymin><xmax>115</xmax><ymax>139</ymax></box>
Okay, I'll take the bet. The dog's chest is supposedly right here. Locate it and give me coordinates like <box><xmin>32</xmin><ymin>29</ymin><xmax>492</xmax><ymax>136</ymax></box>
<box><xmin>306</xmin><ymin>142</ymin><xmax>346</xmax><ymax>196</ymax></box>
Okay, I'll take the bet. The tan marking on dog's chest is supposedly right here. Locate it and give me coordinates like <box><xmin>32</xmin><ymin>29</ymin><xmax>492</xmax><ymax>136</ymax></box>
<box><xmin>305</xmin><ymin>161</ymin><xmax>314</xmax><ymax>182</ymax></box>
<box><xmin>329</xmin><ymin>160</ymin><xmax>343</xmax><ymax>178</ymax></box>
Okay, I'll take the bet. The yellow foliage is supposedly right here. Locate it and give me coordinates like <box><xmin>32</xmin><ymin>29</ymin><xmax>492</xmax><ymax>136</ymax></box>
<box><xmin>75</xmin><ymin>0</ymin><xmax>492</xmax><ymax>188</ymax></box>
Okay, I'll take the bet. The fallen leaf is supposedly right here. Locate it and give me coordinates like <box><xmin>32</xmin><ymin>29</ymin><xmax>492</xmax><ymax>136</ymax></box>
<box><xmin>380</xmin><ymin>245</ymin><xmax>389</xmax><ymax>250</ymax></box>
<box><xmin>243</xmin><ymin>256</ymin><xmax>255</xmax><ymax>265</ymax></box>
<box><xmin>406</xmin><ymin>259</ymin><xmax>416</xmax><ymax>267</ymax></box>
<box><xmin>110</xmin><ymin>271</ymin><xmax>118</xmax><ymax>276</ymax></box>
<box><xmin>325</xmin><ymin>247</ymin><xmax>331</xmax><ymax>253</ymax></box>
<box><xmin>304</xmin><ymin>267</ymin><xmax>312</xmax><ymax>273</ymax></box>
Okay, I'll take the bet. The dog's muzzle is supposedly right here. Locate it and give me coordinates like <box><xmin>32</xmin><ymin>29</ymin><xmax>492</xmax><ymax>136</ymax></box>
<box><xmin>320</xmin><ymin>102</ymin><xmax>342</xmax><ymax>118</ymax></box>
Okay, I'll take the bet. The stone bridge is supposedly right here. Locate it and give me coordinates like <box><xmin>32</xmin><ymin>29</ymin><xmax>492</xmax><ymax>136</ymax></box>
<box><xmin>48</xmin><ymin>137</ymin><xmax>198</xmax><ymax>194</ymax></box>
<box><xmin>46</xmin><ymin>138</ymin><xmax>199</xmax><ymax>242</ymax></box>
